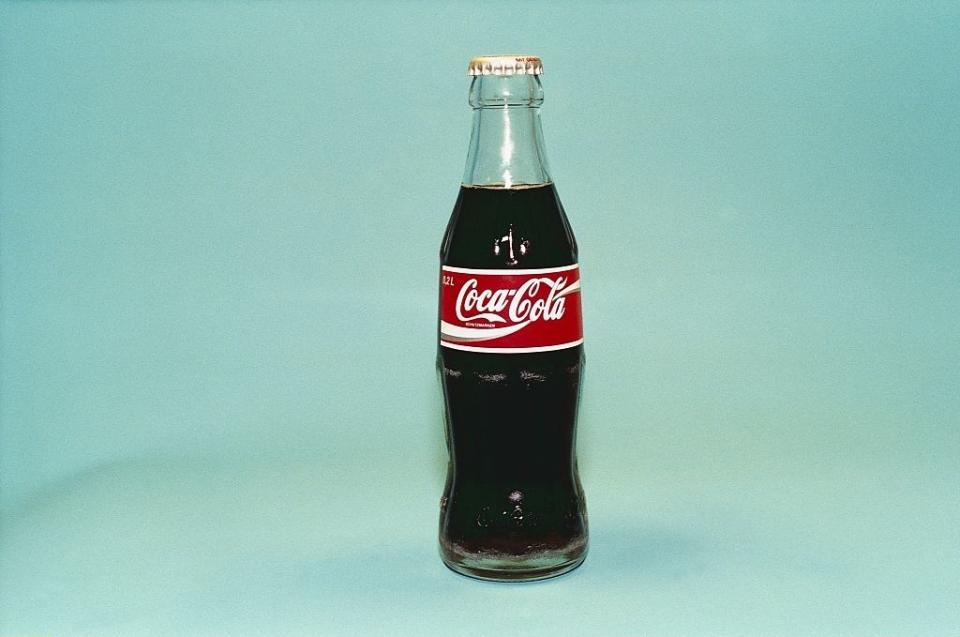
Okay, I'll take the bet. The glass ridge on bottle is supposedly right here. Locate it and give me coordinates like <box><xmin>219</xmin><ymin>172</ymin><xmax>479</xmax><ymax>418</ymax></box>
<box><xmin>437</xmin><ymin>55</ymin><xmax>588</xmax><ymax>581</ymax></box>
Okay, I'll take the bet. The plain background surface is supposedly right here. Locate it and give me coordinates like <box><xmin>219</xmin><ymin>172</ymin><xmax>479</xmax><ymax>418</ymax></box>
<box><xmin>1</xmin><ymin>2</ymin><xmax>958</xmax><ymax>635</ymax></box>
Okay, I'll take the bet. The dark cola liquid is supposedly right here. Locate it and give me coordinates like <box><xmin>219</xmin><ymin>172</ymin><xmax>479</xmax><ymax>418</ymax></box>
<box><xmin>437</xmin><ymin>183</ymin><xmax>587</xmax><ymax>580</ymax></box>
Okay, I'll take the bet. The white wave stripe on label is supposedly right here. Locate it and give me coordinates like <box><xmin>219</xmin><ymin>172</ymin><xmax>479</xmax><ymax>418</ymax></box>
<box><xmin>441</xmin><ymin>338</ymin><xmax>584</xmax><ymax>354</ymax></box>
<box><xmin>554</xmin><ymin>280</ymin><xmax>580</xmax><ymax>299</ymax></box>
<box><xmin>440</xmin><ymin>320</ymin><xmax>531</xmax><ymax>343</ymax></box>
<box><xmin>455</xmin><ymin>311</ymin><xmax>506</xmax><ymax>323</ymax></box>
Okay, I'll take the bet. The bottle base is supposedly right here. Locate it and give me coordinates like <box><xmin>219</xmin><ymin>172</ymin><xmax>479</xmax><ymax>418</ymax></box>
<box><xmin>440</xmin><ymin>538</ymin><xmax>587</xmax><ymax>582</ymax></box>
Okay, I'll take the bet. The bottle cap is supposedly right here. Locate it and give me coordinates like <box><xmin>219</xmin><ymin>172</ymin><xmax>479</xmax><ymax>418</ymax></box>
<box><xmin>468</xmin><ymin>55</ymin><xmax>543</xmax><ymax>76</ymax></box>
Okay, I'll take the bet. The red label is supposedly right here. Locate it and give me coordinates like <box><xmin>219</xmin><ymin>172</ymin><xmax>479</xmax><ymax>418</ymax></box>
<box><xmin>439</xmin><ymin>264</ymin><xmax>583</xmax><ymax>353</ymax></box>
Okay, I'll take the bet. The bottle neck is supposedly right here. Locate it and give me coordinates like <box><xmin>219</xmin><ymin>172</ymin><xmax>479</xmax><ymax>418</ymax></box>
<box><xmin>461</xmin><ymin>75</ymin><xmax>552</xmax><ymax>188</ymax></box>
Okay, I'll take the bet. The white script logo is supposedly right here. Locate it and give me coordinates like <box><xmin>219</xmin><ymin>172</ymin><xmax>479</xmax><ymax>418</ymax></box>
<box><xmin>455</xmin><ymin>277</ymin><xmax>572</xmax><ymax>324</ymax></box>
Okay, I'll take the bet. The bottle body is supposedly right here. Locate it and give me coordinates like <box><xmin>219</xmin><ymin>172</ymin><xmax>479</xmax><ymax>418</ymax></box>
<box><xmin>438</xmin><ymin>183</ymin><xmax>588</xmax><ymax>581</ymax></box>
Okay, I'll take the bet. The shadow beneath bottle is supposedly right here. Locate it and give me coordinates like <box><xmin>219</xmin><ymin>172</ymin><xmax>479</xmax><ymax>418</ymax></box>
<box><xmin>578</xmin><ymin>523</ymin><xmax>702</xmax><ymax>583</ymax></box>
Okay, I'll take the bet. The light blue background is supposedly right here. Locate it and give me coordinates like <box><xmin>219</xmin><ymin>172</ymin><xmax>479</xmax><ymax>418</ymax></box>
<box><xmin>1</xmin><ymin>2</ymin><xmax>958</xmax><ymax>635</ymax></box>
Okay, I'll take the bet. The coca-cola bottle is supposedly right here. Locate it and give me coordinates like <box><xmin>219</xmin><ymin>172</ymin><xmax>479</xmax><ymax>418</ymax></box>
<box><xmin>437</xmin><ymin>55</ymin><xmax>587</xmax><ymax>581</ymax></box>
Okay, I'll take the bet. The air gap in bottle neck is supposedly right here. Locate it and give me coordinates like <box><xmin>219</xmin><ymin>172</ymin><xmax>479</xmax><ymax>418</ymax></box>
<box><xmin>462</xmin><ymin>55</ymin><xmax>552</xmax><ymax>189</ymax></box>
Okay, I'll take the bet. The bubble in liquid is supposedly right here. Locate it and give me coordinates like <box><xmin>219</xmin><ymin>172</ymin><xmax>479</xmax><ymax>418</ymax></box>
<box><xmin>475</xmin><ymin>507</ymin><xmax>491</xmax><ymax>528</ymax></box>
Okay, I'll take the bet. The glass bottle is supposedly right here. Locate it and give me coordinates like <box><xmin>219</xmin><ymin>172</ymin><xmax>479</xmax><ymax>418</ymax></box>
<box><xmin>437</xmin><ymin>55</ymin><xmax>588</xmax><ymax>581</ymax></box>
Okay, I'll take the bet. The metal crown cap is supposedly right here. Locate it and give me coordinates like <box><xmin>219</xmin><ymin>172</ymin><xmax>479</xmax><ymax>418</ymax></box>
<box><xmin>468</xmin><ymin>55</ymin><xmax>543</xmax><ymax>76</ymax></box>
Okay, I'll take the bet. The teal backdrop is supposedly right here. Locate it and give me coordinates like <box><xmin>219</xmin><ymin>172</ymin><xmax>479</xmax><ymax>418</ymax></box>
<box><xmin>1</xmin><ymin>2</ymin><xmax>958</xmax><ymax>635</ymax></box>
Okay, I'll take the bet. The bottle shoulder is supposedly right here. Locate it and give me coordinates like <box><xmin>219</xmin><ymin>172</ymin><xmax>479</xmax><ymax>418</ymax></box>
<box><xmin>440</xmin><ymin>184</ymin><xmax>577</xmax><ymax>269</ymax></box>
